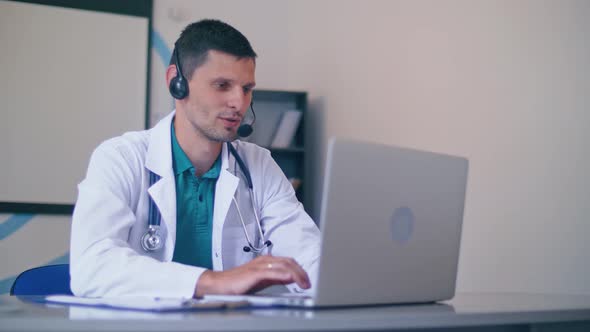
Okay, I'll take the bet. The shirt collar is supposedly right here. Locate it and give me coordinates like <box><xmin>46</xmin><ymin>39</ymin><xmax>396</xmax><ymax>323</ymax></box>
<box><xmin>203</xmin><ymin>155</ymin><xmax>221</xmax><ymax>179</ymax></box>
<box><xmin>171</xmin><ymin>120</ymin><xmax>222</xmax><ymax>179</ymax></box>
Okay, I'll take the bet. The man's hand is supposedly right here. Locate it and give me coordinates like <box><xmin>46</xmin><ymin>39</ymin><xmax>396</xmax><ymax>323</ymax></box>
<box><xmin>194</xmin><ymin>256</ymin><xmax>310</xmax><ymax>297</ymax></box>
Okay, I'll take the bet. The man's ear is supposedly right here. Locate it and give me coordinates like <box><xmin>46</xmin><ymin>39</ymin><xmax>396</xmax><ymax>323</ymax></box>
<box><xmin>165</xmin><ymin>64</ymin><xmax>178</xmax><ymax>87</ymax></box>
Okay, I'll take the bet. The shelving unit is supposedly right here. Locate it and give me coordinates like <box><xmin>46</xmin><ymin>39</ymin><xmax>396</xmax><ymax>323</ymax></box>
<box><xmin>245</xmin><ymin>89</ymin><xmax>308</xmax><ymax>208</ymax></box>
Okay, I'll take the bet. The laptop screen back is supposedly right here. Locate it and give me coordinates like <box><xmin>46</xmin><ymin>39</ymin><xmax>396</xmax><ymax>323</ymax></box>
<box><xmin>314</xmin><ymin>138</ymin><xmax>469</xmax><ymax>306</ymax></box>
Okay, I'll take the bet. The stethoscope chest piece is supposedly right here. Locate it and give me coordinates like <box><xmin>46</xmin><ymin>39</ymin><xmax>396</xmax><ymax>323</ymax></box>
<box><xmin>141</xmin><ymin>225</ymin><xmax>163</xmax><ymax>251</ymax></box>
<box><xmin>142</xmin><ymin>171</ymin><xmax>163</xmax><ymax>252</ymax></box>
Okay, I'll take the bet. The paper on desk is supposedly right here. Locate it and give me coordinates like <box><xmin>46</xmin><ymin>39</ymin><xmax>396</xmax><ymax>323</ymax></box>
<box><xmin>45</xmin><ymin>295</ymin><xmax>249</xmax><ymax>312</ymax></box>
<box><xmin>204</xmin><ymin>294</ymin><xmax>279</xmax><ymax>306</ymax></box>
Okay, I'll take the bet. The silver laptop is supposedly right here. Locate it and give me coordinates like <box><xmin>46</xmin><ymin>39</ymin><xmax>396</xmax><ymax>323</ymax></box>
<box><xmin>207</xmin><ymin>137</ymin><xmax>469</xmax><ymax>307</ymax></box>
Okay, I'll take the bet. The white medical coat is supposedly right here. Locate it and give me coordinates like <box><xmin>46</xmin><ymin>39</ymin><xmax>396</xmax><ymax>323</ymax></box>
<box><xmin>69</xmin><ymin>111</ymin><xmax>321</xmax><ymax>298</ymax></box>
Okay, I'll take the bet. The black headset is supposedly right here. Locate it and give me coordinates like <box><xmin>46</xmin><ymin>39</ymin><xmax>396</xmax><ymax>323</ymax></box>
<box><xmin>169</xmin><ymin>43</ymin><xmax>255</xmax><ymax>137</ymax></box>
<box><xmin>169</xmin><ymin>43</ymin><xmax>189</xmax><ymax>100</ymax></box>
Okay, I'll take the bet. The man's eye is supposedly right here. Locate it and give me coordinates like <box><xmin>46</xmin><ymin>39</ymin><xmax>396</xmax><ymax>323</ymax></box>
<box><xmin>214</xmin><ymin>82</ymin><xmax>229</xmax><ymax>90</ymax></box>
<box><xmin>243</xmin><ymin>86</ymin><xmax>253</xmax><ymax>94</ymax></box>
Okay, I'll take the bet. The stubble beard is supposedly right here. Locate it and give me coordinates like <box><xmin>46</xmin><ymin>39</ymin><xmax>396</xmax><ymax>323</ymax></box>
<box><xmin>196</xmin><ymin>122</ymin><xmax>238</xmax><ymax>143</ymax></box>
<box><xmin>185</xmin><ymin>105</ymin><xmax>239</xmax><ymax>143</ymax></box>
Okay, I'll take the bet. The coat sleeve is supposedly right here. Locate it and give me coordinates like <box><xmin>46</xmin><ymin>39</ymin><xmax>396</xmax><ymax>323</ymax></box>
<box><xmin>69</xmin><ymin>140</ymin><xmax>204</xmax><ymax>298</ymax></box>
<box><xmin>254</xmin><ymin>148</ymin><xmax>322</xmax><ymax>294</ymax></box>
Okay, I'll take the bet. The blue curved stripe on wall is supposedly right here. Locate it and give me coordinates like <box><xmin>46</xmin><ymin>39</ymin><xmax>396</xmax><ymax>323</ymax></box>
<box><xmin>0</xmin><ymin>214</ymin><xmax>34</xmax><ymax>240</ymax></box>
<box><xmin>0</xmin><ymin>252</ymin><xmax>69</xmax><ymax>295</ymax></box>
<box><xmin>151</xmin><ymin>29</ymin><xmax>171</xmax><ymax>66</ymax></box>
<box><xmin>151</xmin><ymin>28</ymin><xmax>175</xmax><ymax>112</ymax></box>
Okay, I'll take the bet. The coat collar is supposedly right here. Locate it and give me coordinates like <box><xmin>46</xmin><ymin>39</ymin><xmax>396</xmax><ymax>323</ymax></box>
<box><xmin>147</xmin><ymin>111</ymin><xmax>232</xmax><ymax>176</ymax></box>
<box><xmin>145</xmin><ymin>111</ymin><xmax>175</xmax><ymax>177</ymax></box>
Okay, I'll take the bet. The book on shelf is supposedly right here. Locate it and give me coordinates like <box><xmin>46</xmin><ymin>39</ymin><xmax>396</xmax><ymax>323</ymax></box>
<box><xmin>239</xmin><ymin>106</ymin><xmax>282</xmax><ymax>146</ymax></box>
<box><xmin>270</xmin><ymin>110</ymin><xmax>302</xmax><ymax>148</ymax></box>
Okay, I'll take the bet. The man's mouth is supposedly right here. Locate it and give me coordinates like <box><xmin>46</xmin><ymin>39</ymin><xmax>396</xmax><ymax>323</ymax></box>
<box><xmin>219</xmin><ymin>116</ymin><xmax>241</xmax><ymax>127</ymax></box>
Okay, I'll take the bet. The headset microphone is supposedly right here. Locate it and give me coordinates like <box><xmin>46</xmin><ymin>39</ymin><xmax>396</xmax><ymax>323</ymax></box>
<box><xmin>237</xmin><ymin>101</ymin><xmax>256</xmax><ymax>138</ymax></box>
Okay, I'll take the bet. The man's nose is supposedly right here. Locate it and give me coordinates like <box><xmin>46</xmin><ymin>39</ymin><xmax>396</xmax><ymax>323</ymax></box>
<box><xmin>227</xmin><ymin>87</ymin><xmax>247</xmax><ymax>110</ymax></box>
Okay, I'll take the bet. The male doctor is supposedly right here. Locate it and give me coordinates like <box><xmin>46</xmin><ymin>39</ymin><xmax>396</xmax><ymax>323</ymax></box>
<box><xmin>70</xmin><ymin>19</ymin><xmax>321</xmax><ymax>298</ymax></box>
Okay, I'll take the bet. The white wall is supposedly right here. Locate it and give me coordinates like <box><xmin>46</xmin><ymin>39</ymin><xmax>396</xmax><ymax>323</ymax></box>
<box><xmin>153</xmin><ymin>0</ymin><xmax>590</xmax><ymax>295</ymax></box>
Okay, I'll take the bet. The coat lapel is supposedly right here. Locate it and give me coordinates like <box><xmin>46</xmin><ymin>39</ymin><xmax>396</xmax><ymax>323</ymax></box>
<box><xmin>145</xmin><ymin>111</ymin><xmax>177</xmax><ymax>261</ymax></box>
<box><xmin>212</xmin><ymin>143</ymin><xmax>239</xmax><ymax>270</ymax></box>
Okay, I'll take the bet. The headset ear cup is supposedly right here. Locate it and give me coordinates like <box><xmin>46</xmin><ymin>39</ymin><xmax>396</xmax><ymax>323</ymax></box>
<box><xmin>169</xmin><ymin>44</ymin><xmax>189</xmax><ymax>100</ymax></box>
<box><xmin>169</xmin><ymin>75</ymin><xmax>188</xmax><ymax>100</ymax></box>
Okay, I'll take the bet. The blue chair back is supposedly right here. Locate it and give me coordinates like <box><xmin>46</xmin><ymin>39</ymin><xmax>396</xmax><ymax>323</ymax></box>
<box><xmin>10</xmin><ymin>264</ymin><xmax>73</xmax><ymax>295</ymax></box>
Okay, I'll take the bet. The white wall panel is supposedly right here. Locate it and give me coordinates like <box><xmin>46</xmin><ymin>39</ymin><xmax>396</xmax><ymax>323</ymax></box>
<box><xmin>151</xmin><ymin>0</ymin><xmax>590</xmax><ymax>295</ymax></box>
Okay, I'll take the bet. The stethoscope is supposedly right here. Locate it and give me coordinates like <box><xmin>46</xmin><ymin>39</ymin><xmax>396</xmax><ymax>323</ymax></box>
<box><xmin>141</xmin><ymin>142</ymin><xmax>273</xmax><ymax>254</ymax></box>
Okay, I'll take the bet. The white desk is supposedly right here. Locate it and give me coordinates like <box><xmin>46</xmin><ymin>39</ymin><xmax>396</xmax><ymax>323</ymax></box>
<box><xmin>1</xmin><ymin>293</ymin><xmax>589</xmax><ymax>331</ymax></box>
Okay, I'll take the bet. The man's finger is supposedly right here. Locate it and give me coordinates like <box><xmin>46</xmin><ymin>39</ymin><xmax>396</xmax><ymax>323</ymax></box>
<box><xmin>259</xmin><ymin>258</ymin><xmax>310</xmax><ymax>289</ymax></box>
<box><xmin>275</xmin><ymin>257</ymin><xmax>310</xmax><ymax>288</ymax></box>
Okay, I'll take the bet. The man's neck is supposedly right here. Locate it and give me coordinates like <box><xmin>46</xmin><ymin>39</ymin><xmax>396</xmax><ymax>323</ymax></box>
<box><xmin>173</xmin><ymin>114</ymin><xmax>222</xmax><ymax>177</ymax></box>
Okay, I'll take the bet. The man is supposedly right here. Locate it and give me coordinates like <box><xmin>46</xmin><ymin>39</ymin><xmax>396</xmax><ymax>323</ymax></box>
<box><xmin>70</xmin><ymin>19</ymin><xmax>320</xmax><ymax>298</ymax></box>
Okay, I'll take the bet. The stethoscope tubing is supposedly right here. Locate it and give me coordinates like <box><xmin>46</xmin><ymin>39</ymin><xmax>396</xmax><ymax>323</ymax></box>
<box><xmin>142</xmin><ymin>142</ymin><xmax>271</xmax><ymax>253</ymax></box>
<box><xmin>148</xmin><ymin>171</ymin><xmax>162</xmax><ymax>227</ymax></box>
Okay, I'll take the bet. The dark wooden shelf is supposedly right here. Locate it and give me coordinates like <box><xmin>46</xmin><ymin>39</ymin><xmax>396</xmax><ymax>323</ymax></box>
<box><xmin>268</xmin><ymin>147</ymin><xmax>305</xmax><ymax>153</ymax></box>
<box><xmin>253</xmin><ymin>89</ymin><xmax>308</xmax><ymax>210</ymax></box>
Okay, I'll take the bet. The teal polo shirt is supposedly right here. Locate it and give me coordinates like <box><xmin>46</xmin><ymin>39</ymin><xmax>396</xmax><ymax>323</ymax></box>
<box><xmin>170</xmin><ymin>122</ymin><xmax>221</xmax><ymax>269</ymax></box>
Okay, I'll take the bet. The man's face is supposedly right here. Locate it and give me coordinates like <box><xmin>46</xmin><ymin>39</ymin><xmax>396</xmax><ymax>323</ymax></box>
<box><xmin>180</xmin><ymin>50</ymin><xmax>256</xmax><ymax>142</ymax></box>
